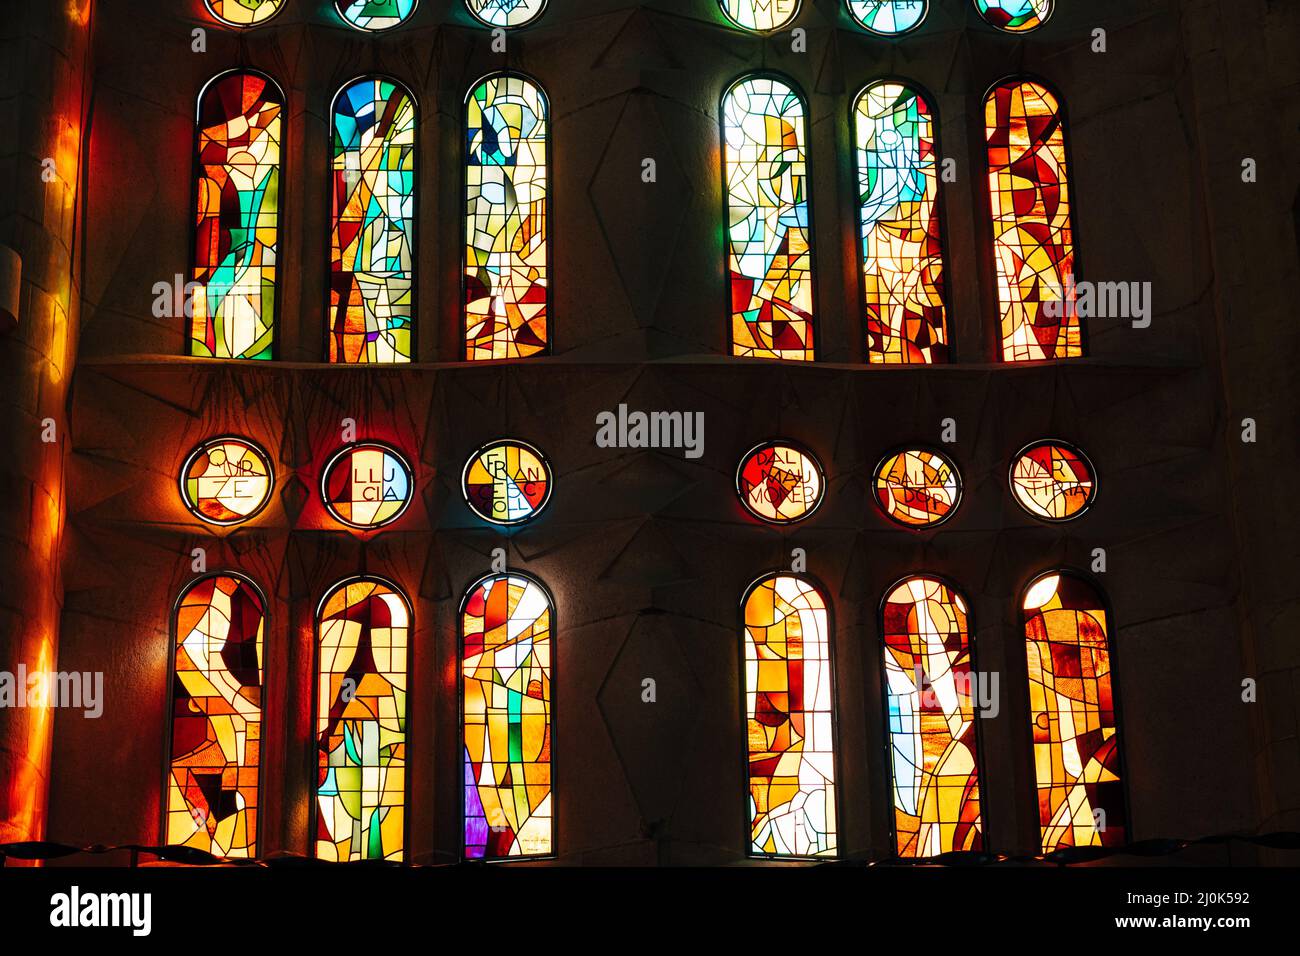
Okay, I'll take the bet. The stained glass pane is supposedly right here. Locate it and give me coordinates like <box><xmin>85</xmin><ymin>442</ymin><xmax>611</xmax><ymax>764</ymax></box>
<box><xmin>855</xmin><ymin>80</ymin><xmax>948</xmax><ymax>364</ymax></box>
<box><xmin>736</xmin><ymin>441</ymin><xmax>824</xmax><ymax>524</ymax></box>
<box><xmin>874</xmin><ymin>448</ymin><xmax>961</xmax><ymax>528</ymax></box>
<box><xmin>465</xmin><ymin>74</ymin><xmax>549</xmax><ymax>361</ymax></box>
<box><xmin>336</xmin><ymin>0</ymin><xmax>417</xmax><ymax>31</ymax></box>
<box><xmin>1010</xmin><ymin>441</ymin><xmax>1097</xmax><ymax>521</ymax></box>
<box><xmin>974</xmin><ymin>0</ymin><xmax>1053</xmax><ymax>32</ymax></box>
<box><xmin>330</xmin><ymin>77</ymin><xmax>416</xmax><ymax>364</ymax></box>
<box><xmin>190</xmin><ymin>72</ymin><xmax>282</xmax><ymax>360</ymax></box>
<box><xmin>180</xmin><ymin>437</ymin><xmax>274</xmax><ymax>526</ymax></box>
<box><xmin>743</xmin><ymin>574</ymin><xmax>837</xmax><ymax>858</ymax></box>
<box><xmin>724</xmin><ymin>76</ymin><xmax>815</xmax><ymax>361</ymax></box>
<box><xmin>1023</xmin><ymin>572</ymin><xmax>1126</xmax><ymax>851</ymax></box>
<box><xmin>315</xmin><ymin>577</ymin><xmax>409</xmax><ymax>861</ymax></box>
<box><xmin>986</xmin><ymin>79</ymin><xmax>1079</xmax><ymax>361</ymax></box>
<box><xmin>321</xmin><ymin>442</ymin><xmax>414</xmax><ymax>529</ymax></box>
<box><xmin>718</xmin><ymin>0</ymin><xmax>801</xmax><ymax>32</ymax></box>
<box><xmin>462</xmin><ymin>573</ymin><xmax>554</xmax><ymax>859</ymax></box>
<box><xmin>466</xmin><ymin>0</ymin><xmax>548</xmax><ymax>28</ymax></box>
<box><xmin>462</xmin><ymin>440</ymin><xmax>553</xmax><ymax>526</ymax></box>
<box><xmin>205</xmin><ymin>0</ymin><xmax>284</xmax><ymax>26</ymax></box>
<box><xmin>882</xmin><ymin>576</ymin><xmax>982</xmax><ymax>857</ymax></box>
<box><xmin>847</xmin><ymin>0</ymin><xmax>927</xmax><ymax>34</ymax></box>
<box><xmin>168</xmin><ymin>574</ymin><xmax>264</xmax><ymax>857</ymax></box>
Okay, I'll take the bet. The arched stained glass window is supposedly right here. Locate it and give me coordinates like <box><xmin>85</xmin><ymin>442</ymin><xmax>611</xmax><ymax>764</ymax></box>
<box><xmin>466</xmin><ymin>0</ymin><xmax>548</xmax><ymax>27</ymax></box>
<box><xmin>315</xmin><ymin>577</ymin><xmax>409</xmax><ymax>861</ymax></box>
<box><xmin>855</xmin><ymin>80</ymin><xmax>948</xmax><ymax>364</ymax></box>
<box><xmin>167</xmin><ymin>574</ymin><xmax>265</xmax><ymax>858</ymax></box>
<box><xmin>336</xmin><ymin>0</ymin><xmax>417</xmax><ymax>31</ymax></box>
<box><xmin>985</xmin><ymin>78</ymin><xmax>1080</xmax><ymax>362</ymax></box>
<box><xmin>190</xmin><ymin>71</ymin><xmax>282</xmax><ymax>360</ymax></box>
<box><xmin>330</xmin><ymin>77</ymin><xmax>417</xmax><ymax>364</ymax></box>
<box><xmin>465</xmin><ymin>73</ymin><xmax>549</xmax><ymax>361</ymax></box>
<box><xmin>848</xmin><ymin>1</ymin><xmax>928</xmax><ymax>34</ymax></box>
<box><xmin>1023</xmin><ymin>572</ymin><xmax>1126</xmax><ymax>852</ymax></box>
<box><xmin>462</xmin><ymin>572</ymin><xmax>554</xmax><ymax>859</ymax></box>
<box><xmin>724</xmin><ymin>75</ymin><xmax>815</xmax><ymax>362</ymax></box>
<box><xmin>974</xmin><ymin>0</ymin><xmax>1053</xmax><ymax>33</ymax></box>
<box><xmin>205</xmin><ymin>0</ymin><xmax>283</xmax><ymax>26</ymax></box>
<box><xmin>742</xmin><ymin>574</ymin><xmax>837</xmax><ymax>858</ymax></box>
<box><xmin>718</xmin><ymin>0</ymin><xmax>801</xmax><ymax>32</ymax></box>
<box><xmin>881</xmin><ymin>576</ymin><xmax>982</xmax><ymax>857</ymax></box>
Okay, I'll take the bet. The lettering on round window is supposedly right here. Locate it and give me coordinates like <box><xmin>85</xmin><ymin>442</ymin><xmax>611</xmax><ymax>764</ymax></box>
<box><xmin>322</xmin><ymin>442</ymin><xmax>413</xmax><ymax>529</ymax></box>
<box><xmin>874</xmin><ymin>448</ymin><xmax>961</xmax><ymax>528</ymax></box>
<box><xmin>1010</xmin><ymin>440</ymin><xmax>1096</xmax><ymax>521</ymax></box>
<box><xmin>181</xmin><ymin>437</ymin><xmax>274</xmax><ymax>526</ymax></box>
<box><xmin>462</xmin><ymin>440</ymin><xmax>553</xmax><ymax>526</ymax></box>
<box><xmin>736</xmin><ymin>441</ymin><xmax>825</xmax><ymax>524</ymax></box>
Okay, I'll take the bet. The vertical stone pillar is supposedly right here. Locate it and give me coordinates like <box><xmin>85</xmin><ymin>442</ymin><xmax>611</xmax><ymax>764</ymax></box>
<box><xmin>0</xmin><ymin>0</ymin><xmax>93</xmax><ymax>845</ymax></box>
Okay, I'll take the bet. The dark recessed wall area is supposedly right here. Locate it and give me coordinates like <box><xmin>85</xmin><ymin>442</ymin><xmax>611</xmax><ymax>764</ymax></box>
<box><xmin>3</xmin><ymin>0</ymin><xmax>1293</xmax><ymax>864</ymax></box>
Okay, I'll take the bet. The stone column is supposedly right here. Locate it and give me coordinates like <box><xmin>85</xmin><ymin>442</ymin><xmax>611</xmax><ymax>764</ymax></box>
<box><xmin>0</xmin><ymin>0</ymin><xmax>93</xmax><ymax>845</ymax></box>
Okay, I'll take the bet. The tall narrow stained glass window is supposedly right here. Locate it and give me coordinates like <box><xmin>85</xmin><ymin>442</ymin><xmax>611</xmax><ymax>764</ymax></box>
<box><xmin>985</xmin><ymin>78</ymin><xmax>1080</xmax><ymax>362</ymax></box>
<box><xmin>465</xmin><ymin>73</ymin><xmax>549</xmax><ymax>361</ymax></box>
<box><xmin>190</xmin><ymin>71</ymin><xmax>282</xmax><ymax>360</ymax></box>
<box><xmin>330</xmin><ymin>77</ymin><xmax>417</xmax><ymax>364</ymax></box>
<box><xmin>743</xmin><ymin>574</ymin><xmax>837</xmax><ymax>857</ymax></box>
<box><xmin>167</xmin><ymin>574</ymin><xmax>265</xmax><ymax>858</ymax></box>
<box><xmin>855</xmin><ymin>80</ymin><xmax>948</xmax><ymax>364</ymax></box>
<box><xmin>724</xmin><ymin>75</ymin><xmax>815</xmax><ymax>362</ymax></box>
<box><xmin>315</xmin><ymin>577</ymin><xmax>409</xmax><ymax>861</ymax></box>
<box><xmin>881</xmin><ymin>576</ymin><xmax>981</xmax><ymax>857</ymax></box>
<box><xmin>1023</xmin><ymin>572</ymin><xmax>1126</xmax><ymax>851</ymax></box>
<box><xmin>462</xmin><ymin>572</ymin><xmax>554</xmax><ymax>859</ymax></box>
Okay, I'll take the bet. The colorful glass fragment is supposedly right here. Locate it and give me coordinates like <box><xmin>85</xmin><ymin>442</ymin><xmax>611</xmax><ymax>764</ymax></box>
<box><xmin>1023</xmin><ymin>572</ymin><xmax>1126</xmax><ymax>851</ymax></box>
<box><xmin>736</xmin><ymin>441</ymin><xmax>824</xmax><ymax>524</ymax></box>
<box><xmin>855</xmin><ymin>80</ymin><xmax>948</xmax><ymax>363</ymax></box>
<box><xmin>882</xmin><ymin>576</ymin><xmax>982</xmax><ymax>856</ymax></box>
<box><xmin>167</xmin><ymin>574</ymin><xmax>264</xmax><ymax>857</ymax></box>
<box><xmin>315</xmin><ymin>578</ymin><xmax>409</xmax><ymax>861</ymax></box>
<box><xmin>985</xmin><ymin>79</ymin><xmax>1080</xmax><ymax>361</ymax></box>
<box><xmin>718</xmin><ymin>0</ymin><xmax>801</xmax><ymax>32</ymax></box>
<box><xmin>743</xmin><ymin>574</ymin><xmax>837</xmax><ymax>858</ymax></box>
<box><xmin>1010</xmin><ymin>441</ymin><xmax>1096</xmax><ymax>521</ymax></box>
<box><xmin>190</xmin><ymin>72</ymin><xmax>282</xmax><ymax>360</ymax></box>
<box><xmin>322</xmin><ymin>442</ymin><xmax>413</xmax><ymax>529</ymax></box>
<box><xmin>463</xmin><ymin>573</ymin><xmax>554</xmax><ymax>859</ymax></box>
<box><xmin>724</xmin><ymin>76</ymin><xmax>815</xmax><ymax>361</ymax></box>
<box><xmin>330</xmin><ymin>78</ymin><xmax>416</xmax><ymax>364</ymax></box>
<box><xmin>465</xmin><ymin>74</ymin><xmax>549</xmax><ymax>361</ymax></box>
<box><xmin>874</xmin><ymin>448</ymin><xmax>961</xmax><ymax>528</ymax></box>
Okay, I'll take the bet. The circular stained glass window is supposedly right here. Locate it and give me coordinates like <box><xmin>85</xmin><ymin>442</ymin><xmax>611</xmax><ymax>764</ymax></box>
<box><xmin>205</xmin><ymin>0</ymin><xmax>284</xmax><ymax>27</ymax></box>
<box><xmin>847</xmin><ymin>0</ymin><xmax>928</xmax><ymax>35</ymax></box>
<box><xmin>465</xmin><ymin>0</ymin><xmax>548</xmax><ymax>28</ymax></box>
<box><xmin>336</xmin><ymin>0</ymin><xmax>418</xmax><ymax>32</ymax></box>
<box><xmin>874</xmin><ymin>448</ymin><xmax>961</xmax><ymax>528</ymax></box>
<box><xmin>736</xmin><ymin>441</ymin><xmax>825</xmax><ymax>524</ymax></box>
<box><xmin>181</xmin><ymin>437</ymin><xmax>274</xmax><ymax>526</ymax></box>
<box><xmin>718</xmin><ymin>0</ymin><xmax>802</xmax><ymax>33</ymax></box>
<box><xmin>462</xmin><ymin>439</ymin><xmax>553</xmax><ymax>526</ymax></box>
<box><xmin>973</xmin><ymin>0</ymin><xmax>1053</xmax><ymax>33</ymax></box>
<box><xmin>1009</xmin><ymin>440</ymin><xmax>1097</xmax><ymax>521</ymax></box>
<box><xmin>321</xmin><ymin>442</ymin><xmax>413</xmax><ymax>529</ymax></box>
